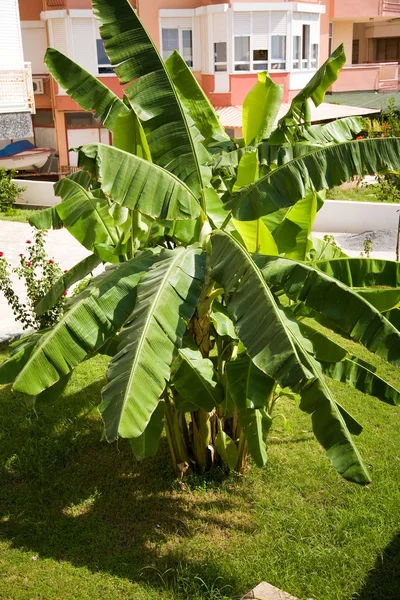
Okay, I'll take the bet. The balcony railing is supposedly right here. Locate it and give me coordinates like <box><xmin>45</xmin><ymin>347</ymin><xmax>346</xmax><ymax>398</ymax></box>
<box><xmin>0</xmin><ymin>63</ymin><xmax>35</xmax><ymax>115</ymax></box>
<box><xmin>46</xmin><ymin>0</ymin><xmax>66</xmax><ymax>6</ymax></box>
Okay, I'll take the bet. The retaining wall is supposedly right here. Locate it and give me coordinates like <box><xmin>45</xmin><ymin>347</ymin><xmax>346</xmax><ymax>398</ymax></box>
<box><xmin>313</xmin><ymin>200</ymin><xmax>399</xmax><ymax>233</ymax></box>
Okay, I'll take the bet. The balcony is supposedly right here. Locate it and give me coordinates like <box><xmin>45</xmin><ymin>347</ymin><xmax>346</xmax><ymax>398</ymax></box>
<box><xmin>45</xmin><ymin>0</ymin><xmax>66</xmax><ymax>6</ymax></box>
<box><xmin>331</xmin><ymin>62</ymin><xmax>399</xmax><ymax>93</ymax></box>
<box><xmin>0</xmin><ymin>63</ymin><xmax>35</xmax><ymax>115</ymax></box>
<box><xmin>381</xmin><ymin>0</ymin><xmax>400</xmax><ymax>15</ymax></box>
<box><xmin>332</xmin><ymin>0</ymin><xmax>400</xmax><ymax>18</ymax></box>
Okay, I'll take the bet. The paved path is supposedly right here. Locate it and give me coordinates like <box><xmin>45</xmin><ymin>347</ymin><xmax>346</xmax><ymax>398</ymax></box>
<box><xmin>0</xmin><ymin>221</ymin><xmax>91</xmax><ymax>341</ymax></box>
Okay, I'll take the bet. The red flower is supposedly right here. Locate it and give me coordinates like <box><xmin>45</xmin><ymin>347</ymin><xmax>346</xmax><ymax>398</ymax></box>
<box><xmin>19</xmin><ymin>253</ymin><xmax>24</xmax><ymax>258</ymax></box>
<box><xmin>356</xmin><ymin>135</ymin><xmax>363</xmax><ymax>140</ymax></box>
<box><xmin>37</xmin><ymin>280</ymin><xmax>41</xmax><ymax>283</ymax></box>
<box><xmin>49</xmin><ymin>259</ymin><xmax>54</xmax><ymax>264</ymax></box>
<box><xmin>26</xmin><ymin>240</ymin><xmax>32</xmax><ymax>244</ymax></box>
<box><xmin>382</xmin><ymin>133</ymin><xmax>388</xmax><ymax>138</ymax></box>
<box><xmin>63</xmin><ymin>291</ymin><xmax>68</xmax><ymax>297</ymax></box>
<box><xmin>0</xmin><ymin>252</ymin><xmax>3</xmax><ymax>258</ymax></box>
<box><xmin>64</xmin><ymin>270</ymin><xmax>68</xmax><ymax>273</ymax></box>
<box><xmin>382</xmin><ymin>124</ymin><xmax>388</xmax><ymax>130</ymax></box>
<box><xmin>26</xmin><ymin>262</ymin><xmax>32</xmax><ymax>267</ymax></box>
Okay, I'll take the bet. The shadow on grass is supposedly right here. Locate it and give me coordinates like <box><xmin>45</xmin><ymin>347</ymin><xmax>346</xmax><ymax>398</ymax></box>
<box><xmin>354</xmin><ymin>532</ymin><xmax>400</xmax><ymax>600</ymax></box>
<box><xmin>0</xmin><ymin>377</ymin><xmax>251</xmax><ymax>597</ymax></box>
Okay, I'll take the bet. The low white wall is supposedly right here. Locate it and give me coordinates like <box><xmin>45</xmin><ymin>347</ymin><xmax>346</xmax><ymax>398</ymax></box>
<box><xmin>13</xmin><ymin>179</ymin><xmax>59</xmax><ymax>207</ymax></box>
<box><xmin>313</xmin><ymin>200</ymin><xmax>400</xmax><ymax>233</ymax></box>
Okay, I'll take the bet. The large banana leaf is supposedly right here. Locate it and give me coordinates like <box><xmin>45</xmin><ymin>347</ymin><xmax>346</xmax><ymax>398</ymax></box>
<box><xmin>29</xmin><ymin>207</ymin><xmax>63</xmax><ymax>230</ymax></box>
<box><xmin>226</xmin><ymin>137</ymin><xmax>400</xmax><ymax>221</ymax></box>
<box><xmin>171</xmin><ymin>342</ymin><xmax>222</xmax><ymax>412</ymax></box>
<box><xmin>165</xmin><ymin>51</ymin><xmax>228</xmax><ymax>145</ymax></box>
<box><xmin>12</xmin><ymin>250</ymin><xmax>161</xmax><ymax>396</ymax></box>
<box><xmin>302</xmin><ymin>117</ymin><xmax>365</xmax><ymax>144</ymax></box>
<box><xmin>92</xmin><ymin>0</ymin><xmax>209</xmax><ymax>197</ymax></box>
<box><xmin>270</xmin><ymin>45</ymin><xmax>346</xmax><ymax>145</ymax></box>
<box><xmin>129</xmin><ymin>401</ymin><xmax>165</xmax><ymax>460</ymax></box>
<box><xmin>0</xmin><ymin>332</ymin><xmax>45</xmax><ymax>384</ymax></box>
<box><xmin>45</xmin><ymin>48</ymin><xmax>129</xmax><ymax>131</ymax></box>
<box><xmin>54</xmin><ymin>177</ymin><xmax>120</xmax><ymax>261</ymax></box>
<box><xmin>321</xmin><ymin>357</ymin><xmax>400</xmax><ymax>407</ymax></box>
<box><xmin>113</xmin><ymin>111</ymin><xmax>151</xmax><ymax>160</ymax></box>
<box><xmin>307</xmin><ymin>235</ymin><xmax>348</xmax><ymax>261</ymax></box>
<box><xmin>35</xmin><ymin>253</ymin><xmax>102</xmax><ymax>316</ymax></box>
<box><xmin>272</xmin><ymin>190</ymin><xmax>318</xmax><ymax>260</ymax></box>
<box><xmin>311</xmin><ymin>257</ymin><xmax>400</xmax><ymax>288</ymax></box>
<box><xmin>101</xmin><ymin>247</ymin><xmax>205</xmax><ymax>441</ymax></box>
<box><xmin>294</xmin><ymin>342</ymin><xmax>371</xmax><ymax>484</ymax></box>
<box><xmin>210</xmin><ymin>231</ymin><xmax>308</xmax><ymax>388</ymax></box>
<box><xmin>257</xmin><ymin>256</ymin><xmax>400</xmax><ymax>366</ymax></box>
<box><xmin>242</xmin><ymin>72</ymin><xmax>283</xmax><ymax>146</ymax></box>
<box><xmin>78</xmin><ymin>143</ymin><xmax>201</xmax><ymax>221</ymax></box>
<box><xmin>226</xmin><ymin>357</ymin><xmax>274</xmax><ymax>467</ymax></box>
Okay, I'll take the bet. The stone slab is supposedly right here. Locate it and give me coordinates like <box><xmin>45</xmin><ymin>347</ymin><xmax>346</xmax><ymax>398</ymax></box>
<box><xmin>242</xmin><ymin>581</ymin><xmax>298</xmax><ymax>600</ymax></box>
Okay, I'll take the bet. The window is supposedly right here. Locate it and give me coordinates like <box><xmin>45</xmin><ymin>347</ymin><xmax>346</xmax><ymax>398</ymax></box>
<box><xmin>234</xmin><ymin>36</ymin><xmax>250</xmax><ymax>71</ymax></box>
<box><xmin>97</xmin><ymin>38</ymin><xmax>113</xmax><ymax>74</ymax></box>
<box><xmin>328</xmin><ymin>22</ymin><xmax>333</xmax><ymax>57</ymax></box>
<box><xmin>162</xmin><ymin>28</ymin><xmax>193</xmax><ymax>67</ymax></box>
<box><xmin>311</xmin><ymin>43</ymin><xmax>319</xmax><ymax>69</ymax></box>
<box><xmin>293</xmin><ymin>36</ymin><xmax>301</xmax><ymax>70</ymax></box>
<box><xmin>214</xmin><ymin>42</ymin><xmax>227</xmax><ymax>72</ymax></box>
<box><xmin>302</xmin><ymin>24</ymin><xmax>310</xmax><ymax>68</ymax></box>
<box><xmin>253</xmin><ymin>49</ymin><xmax>268</xmax><ymax>71</ymax></box>
<box><xmin>66</xmin><ymin>112</ymin><xmax>101</xmax><ymax>128</ymax></box>
<box><xmin>271</xmin><ymin>36</ymin><xmax>286</xmax><ymax>70</ymax></box>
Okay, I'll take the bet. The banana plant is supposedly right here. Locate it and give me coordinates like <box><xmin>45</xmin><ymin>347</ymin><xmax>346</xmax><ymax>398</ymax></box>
<box><xmin>3</xmin><ymin>0</ymin><xmax>400</xmax><ymax>486</ymax></box>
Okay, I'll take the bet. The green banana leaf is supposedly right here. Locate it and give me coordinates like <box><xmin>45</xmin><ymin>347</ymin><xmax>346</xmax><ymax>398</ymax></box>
<box><xmin>215</xmin><ymin>431</ymin><xmax>239</xmax><ymax>470</ymax></box>
<box><xmin>165</xmin><ymin>51</ymin><xmax>229</xmax><ymax>145</ymax></box>
<box><xmin>233</xmin><ymin>151</ymin><xmax>259</xmax><ymax>192</ymax></box>
<box><xmin>311</xmin><ymin>257</ymin><xmax>400</xmax><ymax>287</ymax></box>
<box><xmin>171</xmin><ymin>342</ymin><xmax>222</xmax><ymax>412</ymax></box>
<box><xmin>295</xmin><ymin>342</ymin><xmax>371</xmax><ymax>484</ymax></box>
<box><xmin>0</xmin><ymin>331</ymin><xmax>45</xmax><ymax>384</ymax></box>
<box><xmin>29</xmin><ymin>206</ymin><xmax>63</xmax><ymax>230</ymax></box>
<box><xmin>242</xmin><ymin>72</ymin><xmax>283</xmax><ymax>146</ymax></box>
<box><xmin>45</xmin><ymin>48</ymin><xmax>130</xmax><ymax>131</ymax></box>
<box><xmin>92</xmin><ymin>0</ymin><xmax>209</xmax><ymax>197</ymax></box>
<box><xmin>129</xmin><ymin>401</ymin><xmax>165</xmax><ymax>460</ymax></box>
<box><xmin>113</xmin><ymin>111</ymin><xmax>151</xmax><ymax>160</ymax></box>
<box><xmin>211</xmin><ymin>301</ymin><xmax>237</xmax><ymax>339</ymax></box>
<box><xmin>257</xmin><ymin>256</ymin><xmax>400</xmax><ymax>366</ymax></box>
<box><xmin>383</xmin><ymin>308</ymin><xmax>400</xmax><ymax>331</ymax></box>
<box><xmin>226</xmin><ymin>357</ymin><xmax>274</xmax><ymax>467</ymax></box>
<box><xmin>302</xmin><ymin>117</ymin><xmax>365</xmax><ymax>144</ymax></box>
<box><xmin>270</xmin><ymin>45</ymin><xmax>346</xmax><ymax>144</ymax></box>
<box><xmin>101</xmin><ymin>247</ymin><xmax>205</xmax><ymax>441</ymax></box>
<box><xmin>35</xmin><ymin>253</ymin><xmax>102</xmax><ymax>316</ymax></box>
<box><xmin>227</xmin><ymin>137</ymin><xmax>400</xmax><ymax>221</ymax></box>
<box><xmin>354</xmin><ymin>288</ymin><xmax>400</xmax><ymax>313</ymax></box>
<box><xmin>321</xmin><ymin>357</ymin><xmax>400</xmax><ymax>407</ymax></box>
<box><xmin>11</xmin><ymin>250</ymin><xmax>161</xmax><ymax>396</ymax></box>
<box><xmin>296</xmin><ymin>321</ymin><xmax>348</xmax><ymax>363</ymax></box>
<box><xmin>272</xmin><ymin>189</ymin><xmax>318</xmax><ymax>260</ymax></box>
<box><xmin>210</xmin><ymin>231</ymin><xmax>308</xmax><ymax>389</ymax></box>
<box><xmin>54</xmin><ymin>177</ymin><xmax>121</xmax><ymax>261</ymax></box>
<box><xmin>77</xmin><ymin>143</ymin><xmax>201</xmax><ymax>221</ymax></box>
<box><xmin>307</xmin><ymin>235</ymin><xmax>348</xmax><ymax>261</ymax></box>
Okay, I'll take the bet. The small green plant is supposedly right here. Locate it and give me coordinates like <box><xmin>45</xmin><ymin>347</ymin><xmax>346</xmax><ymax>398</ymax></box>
<box><xmin>0</xmin><ymin>168</ymin><xmax>26</xmax><ymax>213</ymax></box>
<box><xmin>360</xmin><ymin>236</ymin><xmax>373</xmax><ymax>258</ymax></box>
<box><xmin>0</xmin><ymin>230</ymin><xmax>67</xmax><ymax>330</ymax></box>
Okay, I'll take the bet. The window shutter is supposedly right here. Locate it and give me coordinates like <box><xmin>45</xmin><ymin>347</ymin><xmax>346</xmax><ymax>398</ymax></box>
<box><xmin>212</xmin><ymin>13</ymin><xmax>227</xmax><ymax>44</ymax></box>
<box><xmin>49</xmin><ymin>18</ymin><xmax>69</xmax><ymax>57</ymax></box>
<box><xmin>21</xmin><ymin>27</ymin><xmax>48</xmax><ymax>74</ymax></box>
<box><xmin>252</xmin><ymin>12</ymin><xmax>269</xmax><ymax>50</ymax></box>
<box><xmin>0</xmin><ymin>0</ymin><xmax>24</xmax><ymax>69</ymax></box>
<box><xmin>72</xmin><ymin>19</ymin><xmax>97</xmax><ymax>76</ymax></box>
<box><xmin>234</xmin><ymin>13</ymin><xmax>251</xmax><ymax>36</ymax></box>
<box><xmin>161</xmin><ymin>17</ymin><xmax>193</xmax><ymax>29</ymax></box>
<box><xmin>271</xmin><ymin>12</ymin><xmax>287</xmax><ymax>36</ymax></box>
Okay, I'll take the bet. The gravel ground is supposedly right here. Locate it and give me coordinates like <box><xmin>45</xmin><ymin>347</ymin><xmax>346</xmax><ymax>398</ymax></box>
<box><xmin>314</xmin><ymin>229</ymin><xmax>398</xmax><ymax>261</ymax></box>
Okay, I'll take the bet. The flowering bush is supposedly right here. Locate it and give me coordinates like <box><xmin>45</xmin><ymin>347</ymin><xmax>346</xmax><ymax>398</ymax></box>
<box><xmin>0</xmin><ymin>230</ymin><xmax>67</xmax><ymax>330</ymax></box>
<box><xmin>0</xmin><ymin>168</ymin><xmax>26</xmax><ymax>213</ymax></box>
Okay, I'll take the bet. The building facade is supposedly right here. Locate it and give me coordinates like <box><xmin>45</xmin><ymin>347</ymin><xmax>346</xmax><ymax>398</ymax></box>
<box><xmin>0</xmin><ymin>0</ymin><xmax>34</xmax><ymax>144</ymax></box>
<box><xmin>15</xmin><ymin>0</ymin><xmax>400</xmax><ymax>169</ymax></box>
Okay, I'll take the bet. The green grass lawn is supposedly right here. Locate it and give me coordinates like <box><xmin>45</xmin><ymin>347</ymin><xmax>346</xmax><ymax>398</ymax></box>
<box><xmin>327</xmin><ymin>185</ymin><xmax>381</xmax><ymax>203</ymax></box>
<box><xmin>0</xmin><ymin>208</ymin><xmax>39</xmax><ymax>223</ymax></box>
<box><xmin>0</xmin><ymin>330</ymin><xmax>399</xmax><ymax>600</ymax></box>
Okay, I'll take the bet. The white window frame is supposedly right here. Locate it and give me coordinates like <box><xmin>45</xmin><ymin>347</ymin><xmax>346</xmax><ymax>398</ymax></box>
<box><xmin>291</xmin><ymin>15</ymin><xmax>319</xmax><ymax>72</ymax></box>
<box><xmin>233</xmin><ymin>12</ymin><xmax>288</xmax><ymax>74</ymax></box>
<box><xmin>94</xmin><ymin>21</ymin><xmax>114</xmax><ymax>77</ymax></box>
<box><xmin>161</xmin><ymin>26</ymin><xmax>194</xmax><ymax>68</ymax></box>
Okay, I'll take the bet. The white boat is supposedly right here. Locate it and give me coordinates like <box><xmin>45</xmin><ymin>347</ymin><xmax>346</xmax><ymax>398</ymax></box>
<box><xmin>0</xmin><ymin>147</ymin><xmax>53</xmax><ymax>171</ymax></box>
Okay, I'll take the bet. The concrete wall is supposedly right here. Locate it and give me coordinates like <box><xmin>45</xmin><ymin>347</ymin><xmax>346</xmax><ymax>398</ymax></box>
<box><xmin>313</xmin><ymin>200</ymin><xmax>400</xmax><ymax>233</ymax></box>
<box><xmin>14</xmin><ymin>179</ymin><xmax>58</xmax><ymax>207</ymax></box>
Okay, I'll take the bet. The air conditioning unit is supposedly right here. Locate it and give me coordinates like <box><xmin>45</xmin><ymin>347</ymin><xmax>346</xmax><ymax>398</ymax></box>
<box><xmin>32</xmin><ymin>78</ymin><xmax>44</xmax><ymax>94</ymax></box>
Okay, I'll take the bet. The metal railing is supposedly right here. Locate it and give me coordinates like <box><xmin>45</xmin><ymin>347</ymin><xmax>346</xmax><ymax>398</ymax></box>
<box><xmin>0</xmin><ymin>63</ymin><xmax>35</xmax><ymax>115</ymax></box>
